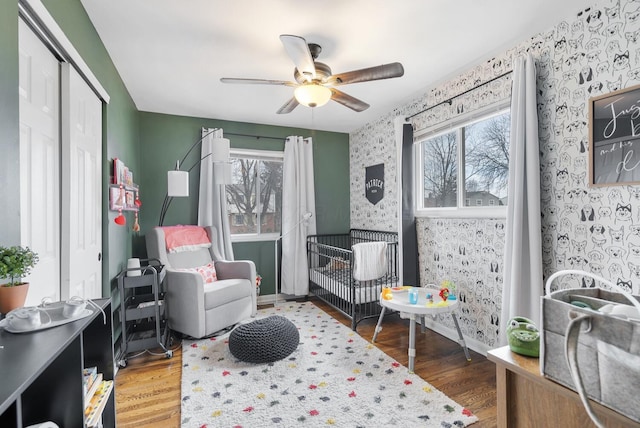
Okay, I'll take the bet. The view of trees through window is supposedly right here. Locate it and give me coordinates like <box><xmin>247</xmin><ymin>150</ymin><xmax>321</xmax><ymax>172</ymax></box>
<box><xmin>464</xmin><ymin>112</ymin><xmax>510</xmax><ymax>206</ymax></box>
<box><xmin>422</xmin><ymin>131</ymin><xmax>458</xmax><ymax>207</ymax></box>
<box><xmin>420</xmin><ymin>109</ymin><xmax>510</xmax><ymax>209</ymax></box>
<box><xmin>226</xmin><ymin>154</ymin><xmax>283</xmax><ymax>235</ymax></box>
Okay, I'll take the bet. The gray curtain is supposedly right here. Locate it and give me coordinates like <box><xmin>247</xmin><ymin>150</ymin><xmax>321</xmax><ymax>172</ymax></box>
<box><xmin>499</xmin><ymin>53</ymin><xmax>543</xmax><ymax>344</ymax></box>
<box><xmin>198</xmin><ymin>128</ymin><xmax>234</xmax><ymax>260</ymax></box>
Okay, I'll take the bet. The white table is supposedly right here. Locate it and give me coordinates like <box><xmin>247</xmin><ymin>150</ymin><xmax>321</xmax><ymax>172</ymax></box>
<box><xmin>372</xmin><ymin>287</ymin><xmax>471</xmax><ymax>372</ymax></box>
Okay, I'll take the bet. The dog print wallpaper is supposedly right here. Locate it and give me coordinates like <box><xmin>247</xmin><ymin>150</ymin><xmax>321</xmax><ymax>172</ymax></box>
<box><xmin>350</xmin><ymin>116</ymin><xmax>399</xmax><ymax>232</ymax></box>
<box><xmin>416</xmin><ymin>218</ymin><xmax>506</xmax><ymax>348</ymax></box>
<box><xmin>350</xmin><ymin>0</ymin><xmax>640</xmax><ymax>350</ymax></box>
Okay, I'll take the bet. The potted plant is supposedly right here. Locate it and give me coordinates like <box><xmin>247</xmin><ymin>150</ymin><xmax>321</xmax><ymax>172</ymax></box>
<box><xmin>0</xmin><ymin>246</ymin><xmax>39</xmax><ymax>314</ymax></box>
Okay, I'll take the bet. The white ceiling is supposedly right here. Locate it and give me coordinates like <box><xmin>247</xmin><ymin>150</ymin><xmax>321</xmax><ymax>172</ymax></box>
<box><xmin>81</xmin><ymin>0</ymin><xmax>592</xmax><ymax>134</ymax></box>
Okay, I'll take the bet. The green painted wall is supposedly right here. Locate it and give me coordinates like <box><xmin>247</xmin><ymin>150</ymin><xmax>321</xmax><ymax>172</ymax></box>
<box><xmin>0</xmin><ymin>1</ymin><xmax>20</xmax><ymax>245</ymax></box>
<box><xmin>137</xmin><ymin>112</ymin><xmax>350</xmax><ymax>295</ymax></box>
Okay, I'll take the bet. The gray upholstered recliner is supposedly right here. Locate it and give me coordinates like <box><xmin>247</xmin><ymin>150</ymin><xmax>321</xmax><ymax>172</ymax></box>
<box><xmin>146</xmin><ymin>226</ymin><xmax>256</xmax><ymax>339</ymax></box>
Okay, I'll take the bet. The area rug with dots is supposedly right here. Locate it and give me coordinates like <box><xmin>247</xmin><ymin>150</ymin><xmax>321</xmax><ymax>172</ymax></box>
<box><xmin>181</xmin><ymin>301</ymin><xmax>478</xmax><ymax>427</ymax></box>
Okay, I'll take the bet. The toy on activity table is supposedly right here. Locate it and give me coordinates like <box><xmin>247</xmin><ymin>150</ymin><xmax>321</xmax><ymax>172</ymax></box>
<box><xmin>408</xmin><ymin>287</ymin><xmax>418</xmax><ymax>304</ymax></box>
<box><xmin>426</xmin><ymin>290</ymin><xmax>449</xmax><ymax>307</ymax></box>
<box><xmin>426</xmin><ymin>292</ymin><xmax>434</xmax><ymax>305</ymax></box>
<box><xmin>382</xmin><ymin>287</ymin><xmax>393</xmax><ymax>300</ymax></box>
<box><xmin>440</xmin><ymin>280</ymin><xmax>457</xmax><ymax>301</ymax></box>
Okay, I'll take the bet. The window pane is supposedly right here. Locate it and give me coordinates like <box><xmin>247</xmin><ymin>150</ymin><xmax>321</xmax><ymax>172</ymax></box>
<box><xmin>226</xmin><ymin>155</ymin><xmax>283</xmax><ymax>236</ymax></box>
<box><xmin>421</xmin><ymin>131</ymin><xmax>457</xmax><ymax>208</ymax></box>
<box><xmin>259</xmin><ymin>160</ymin><xmax>282</xmax><ymax>234</ymax></box>
<box><xmin>226</xmin><ymin>158</ymin><xmax>258</xmax><ymax>234</ymax></box>
<box><xmin>463</xmin><ymin>111</ymin><xmax>510</xmax><ymax>207</ymax></box>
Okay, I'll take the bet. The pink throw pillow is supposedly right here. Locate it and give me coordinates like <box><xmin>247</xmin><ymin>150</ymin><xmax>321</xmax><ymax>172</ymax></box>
<box><xmin>176</xmin><ymin>262</ymin><xmax>217</xmax><ymax>283</ymax></box>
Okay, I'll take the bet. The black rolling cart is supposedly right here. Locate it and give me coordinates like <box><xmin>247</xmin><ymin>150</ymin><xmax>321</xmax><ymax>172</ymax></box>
<box><xmin>116</xmin><ymin>258</ymin><xmax>172</xmax><ymax>367</ymax></box>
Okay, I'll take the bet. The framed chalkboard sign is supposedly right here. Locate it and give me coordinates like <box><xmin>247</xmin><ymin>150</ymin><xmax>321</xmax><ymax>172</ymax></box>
<box><xmin>589</xmin><ymin>84</ymin><xmax>640</xmax><ymax>187</ymax></box>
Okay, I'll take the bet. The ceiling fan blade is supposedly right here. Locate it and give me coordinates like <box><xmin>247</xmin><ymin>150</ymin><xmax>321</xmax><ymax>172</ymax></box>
<box><xmin>280</xmin><ymin>34</ymin><xmax>316</xmax><ymax>81</ymax></box>
<box><xmin>276</xmin><ymin>97</ymin><xmax>300</xmax><ymax>114</ymax></box>
<box><xmin>326</xmin><ymin>62</ymin><xmax>404</xmax><ymax>86</ymax></box>
<box><xmin>330</xmin><ymin>88</ymin><xmax>370</xmax><ymax>112</ymax></box>
<box><xmin>220</xmin><ymin>78</ymin><xmax>296</xmax><ymax>86</ymax></box>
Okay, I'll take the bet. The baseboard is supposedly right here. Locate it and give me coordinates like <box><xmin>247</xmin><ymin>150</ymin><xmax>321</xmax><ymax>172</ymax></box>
<box><xmin>259</xmin><ymin>290</ymin><xmax>322</xmax><ymax>305</ymax></box>
<box><xmin>256</xmin><ymin>293</ymin><xmax>299</xmax><ymax>306</ymax></box>
<box><xmin>416</xmin><ymin>316</ymin><xmax>491</xmax><ymax>357</ymax></box>
<box><xmin>257</xmin><ymin>294</ymin><xmax>276</xmax><ymax>305</ymax></box>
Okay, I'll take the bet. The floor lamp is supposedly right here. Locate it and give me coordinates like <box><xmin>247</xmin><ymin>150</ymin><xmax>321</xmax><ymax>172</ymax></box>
<box><xmin>159</xmin><ymin>128</ymin><xmax>230</xmax><ymax>226</ymax></box>
<box><xmin>274</xmin><ymin>212</ymin><xmax>312</xmax><ymax>306</ymax></box>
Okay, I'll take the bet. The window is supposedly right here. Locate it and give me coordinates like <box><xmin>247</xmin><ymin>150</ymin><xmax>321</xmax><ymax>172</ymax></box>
<box><xmin>420</xmin><ymin>130</ymin><xmax>458</xmax><ymax>208</ymax></box>
<box><xmin>226</xmin><ymin>149</ymin><xmax>283</xmax><ymax>238</ymax></box>
<box><xmin>232</xmin><ymin>214</ymin><xmax>245</xmax><ymax>226</ymax></box>
<box><xmin>416</xmin><ymin>105</ymin><xmax>510</xmax><ymax>214</ymax></box>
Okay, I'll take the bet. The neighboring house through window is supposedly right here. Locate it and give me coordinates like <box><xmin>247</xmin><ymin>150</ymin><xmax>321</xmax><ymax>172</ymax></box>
<box><xmin>232</xmin><ymin>214</ymin><xmax>244</xmax><ymax>226</ymax></box>
<box><xmin>415</xmin><ymin>104</ymin><xmax>510</xmax><ymax>216</ymax></box>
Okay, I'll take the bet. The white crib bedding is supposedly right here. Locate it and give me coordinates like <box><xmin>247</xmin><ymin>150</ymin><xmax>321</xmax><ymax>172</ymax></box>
<box><xmin>309</xmin><ymin>266</ymin><xmax>381</xmax><ymax>304</ymax></box>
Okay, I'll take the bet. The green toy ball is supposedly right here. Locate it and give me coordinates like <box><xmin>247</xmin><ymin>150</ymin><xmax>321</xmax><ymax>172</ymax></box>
<box><xmin>506</xmin><ymin>316</ymin><xmax>540</xmax><ymax>357</ymax></box>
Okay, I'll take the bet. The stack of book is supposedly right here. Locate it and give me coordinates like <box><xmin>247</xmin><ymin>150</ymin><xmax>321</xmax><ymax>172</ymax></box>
<box><xmin>83</xmin><ymin>367</ymin><xmax>114</xmax><ymax>428</ymax></box>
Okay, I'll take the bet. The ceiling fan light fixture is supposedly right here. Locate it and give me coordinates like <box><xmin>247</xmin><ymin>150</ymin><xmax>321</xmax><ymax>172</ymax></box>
<box><xmin>294</xmin><ymin>83</ymin><xmax>332</xmax><ymax>108</ymax></box>
<box><xmin>222</xmin><ymin>35</ymin><xmax>403</xmax><ymax>114</ymax></box>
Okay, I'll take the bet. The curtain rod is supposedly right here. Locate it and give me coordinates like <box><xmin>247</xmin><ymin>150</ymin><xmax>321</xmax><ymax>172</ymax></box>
<box><xmin>405</xmin><ymin>70</ymin><xmax>513</xmax><ymax>121</ymax></box>
<box><xmin>224</xmin><ymin>132</ymin><xmax>289</xmax><ymax>141</ymax></box>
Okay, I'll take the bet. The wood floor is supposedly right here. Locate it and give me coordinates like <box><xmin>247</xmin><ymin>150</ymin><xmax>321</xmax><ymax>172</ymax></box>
<box><xmin>115</xmin><ymin>298</ymin><xmax>497</xmax><ymax>427</ymax></box>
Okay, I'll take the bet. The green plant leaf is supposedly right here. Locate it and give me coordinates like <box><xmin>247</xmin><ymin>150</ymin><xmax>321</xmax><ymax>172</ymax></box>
<box><xmin>0</xmin><ymin>246</ymin><xmax>39</xmax><ymax>286</ymax></box>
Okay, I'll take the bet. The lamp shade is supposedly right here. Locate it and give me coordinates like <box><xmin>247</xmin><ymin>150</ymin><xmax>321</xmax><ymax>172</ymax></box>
<box><xmin>167</xmin><ymin>170</ymin><xmax>189</xmax><ymax>197</ymax></box>
<box><xmin>294</xmin><ymin>83</ymin><xmax>332</xmax><ymax>108</ymax></box>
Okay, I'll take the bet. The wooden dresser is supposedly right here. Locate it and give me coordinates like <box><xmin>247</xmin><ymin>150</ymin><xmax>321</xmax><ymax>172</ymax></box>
<box><xmin>487</xmin><ymin>346</ymin><xmax>640</xmax><ymax>428</ymax></box>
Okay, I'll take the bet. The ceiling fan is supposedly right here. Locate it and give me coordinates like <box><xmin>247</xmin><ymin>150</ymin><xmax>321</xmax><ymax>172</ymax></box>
<box><xmin>220</xmin><ymin>34</ymin><xmax>404</xmax><ymax>114</ymax></box>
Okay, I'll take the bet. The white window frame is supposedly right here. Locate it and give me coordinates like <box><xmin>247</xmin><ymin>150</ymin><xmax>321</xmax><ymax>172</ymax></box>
<box><xmin>228</xmin><ymin>148</ymin><xmax>284</xmax><ymax>243</ymax></box>
<box><xmin>414</xmin><ymin>101</ymin><xmax>510</xmax><ymax>219</ymax></box>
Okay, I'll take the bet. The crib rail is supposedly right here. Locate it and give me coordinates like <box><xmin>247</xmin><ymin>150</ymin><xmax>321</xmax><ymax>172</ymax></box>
<box><xmin>350</xmin><ymin>229</ymin><xmax>399</xmax><ymax>245</ymax></box>
<box><xmin>307</xmin><ymin>229</ymin><xmax>399</xmax><ymax>330</ymax></box>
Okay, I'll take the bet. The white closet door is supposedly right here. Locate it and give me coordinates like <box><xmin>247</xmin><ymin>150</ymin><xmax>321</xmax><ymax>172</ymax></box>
<box><xmin>18</xmin><ymin>19</ymin><xmax>61</xmax><ymax>306</ymax></box>
<box><xmin>61</xmin><ymin>64</ymin><xmax>103</xmax><ymax>300</ymax></box>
